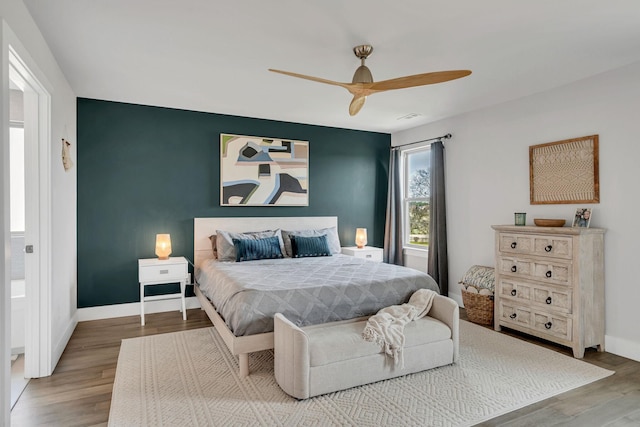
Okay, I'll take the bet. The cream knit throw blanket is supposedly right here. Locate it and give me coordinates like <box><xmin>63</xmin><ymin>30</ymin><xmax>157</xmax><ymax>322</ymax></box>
<box><xmin>362</xmin><ymin>289</ymin><xmax>438</xmax><ymax>368</ymax></box>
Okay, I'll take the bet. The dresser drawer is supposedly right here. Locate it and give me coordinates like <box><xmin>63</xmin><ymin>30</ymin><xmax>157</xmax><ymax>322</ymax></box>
<box><xmin>498</xmin><ymin>301</ymin><xmax>572</xmax><ymax>341</ymax></box>
<box><xmin>497</xmin><ymin>256</ymin><xmax>572</xmax><ymax>286</ymax></box>
<box><xmin>497</xmin><ymin>300</ymin><xmax>532</xmax><ymax>328</ymax></box>
<box><xmin>139</xmin><ymin>262</ymin><xmax>187</xmax><ymax>283</ymax></box>
<box><xmin>498</xmin><ymin>233</ymin><xmax>573</xmax><ymax>260</ymax></box>
<box><xmin>533</xmin><ymin>311</ymin><xmax>572</xmax><ymax>341</ymax></box>
<box><xmin>498</xmin><ymin>278</ymin><xmax>572</xmax><ymax>313</ymax></box>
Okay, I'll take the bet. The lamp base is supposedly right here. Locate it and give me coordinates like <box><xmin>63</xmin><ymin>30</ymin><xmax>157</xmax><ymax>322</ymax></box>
<box><xmin>356</xmin><ymin>244</ymin><xmax>365</xmax><ymax>249</ymax></box>
<box><xmin>157</xmin><ymin>256</ymin><xmax>169</xmax><ymax>260</ymax></box>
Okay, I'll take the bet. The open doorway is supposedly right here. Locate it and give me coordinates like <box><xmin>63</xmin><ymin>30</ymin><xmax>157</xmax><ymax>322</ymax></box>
<box><xmin>5</xmin><ymin>45</ymin><xmax>52</xmax><ymax>412</ymax></box>
<box><xmin>9</xmin><ymin>85</ymin><xmax>29</xmax><ymax>409</ymax></box>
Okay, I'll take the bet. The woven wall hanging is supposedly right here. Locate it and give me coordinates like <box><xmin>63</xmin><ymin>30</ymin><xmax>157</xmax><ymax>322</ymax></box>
<box><xmin>529</xmin><ymin>135</ymin><xmax>599</xmax><ymax>204</ymax></box>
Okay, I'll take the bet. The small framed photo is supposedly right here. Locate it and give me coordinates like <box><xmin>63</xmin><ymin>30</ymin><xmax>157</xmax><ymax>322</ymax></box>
<box><xmin>572</xmin><ymin>208</ymin><xmax>592</xmax><ymax>228</ymax></box>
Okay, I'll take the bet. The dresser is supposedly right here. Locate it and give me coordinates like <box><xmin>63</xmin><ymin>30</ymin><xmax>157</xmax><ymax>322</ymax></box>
<box><xmin>491</xmin><ymin>225</ymin><xmax>605</xmax><ymax>358</ymax></box>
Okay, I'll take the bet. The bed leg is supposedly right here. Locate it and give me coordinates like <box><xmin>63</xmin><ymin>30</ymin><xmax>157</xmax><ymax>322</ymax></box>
<box><xmin>239</xmin><ymin>353</ymin><xmax>249</xmax><ymax>377</ymax></box>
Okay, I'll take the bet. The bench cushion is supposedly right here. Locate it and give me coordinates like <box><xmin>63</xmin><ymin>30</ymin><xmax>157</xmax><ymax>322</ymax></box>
<box><xmin>307</xmin><ymin>316</ymin><xmax>452</xmax><ymax>367</ymax></box>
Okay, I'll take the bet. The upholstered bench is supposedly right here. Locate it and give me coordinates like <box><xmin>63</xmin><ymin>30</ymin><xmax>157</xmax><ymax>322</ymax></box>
<box><xmin>274</xmin><ymin>294</ymin><xmax>459</xmax><ymax>399</ymax></box>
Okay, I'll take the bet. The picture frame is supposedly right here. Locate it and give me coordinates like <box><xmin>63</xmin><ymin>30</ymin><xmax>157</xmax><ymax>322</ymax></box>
<box><xmin>572</xmin><ymin>208</ymin><xmax>592</xmax><ymax>228</ymax></box>
<box><xmin>529</xmin><ymin>135</ymin><xmax>599</xmax><ymax>204</ymax></box>
<box><xmin>220</xmin><ymin>134</ymin><xmax>309</xmax><ymax>206</ymax></box>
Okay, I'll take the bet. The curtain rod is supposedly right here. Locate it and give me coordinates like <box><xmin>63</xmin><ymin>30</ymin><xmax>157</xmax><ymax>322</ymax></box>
<box><xmin>391</xmin><ymin>133</ymin><xmax>452</xmax><ymax>150</ymax></box>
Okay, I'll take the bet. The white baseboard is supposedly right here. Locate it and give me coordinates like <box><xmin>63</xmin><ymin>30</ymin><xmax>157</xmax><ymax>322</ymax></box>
<box><xmin>605</xmin><ymin>334</ymin><xmax>640</xmax><ymax>363</ymax></box>
<box><xmin>77</xmin><ymin>296</ymin><xmax>202</xmax><ymax>322</ymax></box>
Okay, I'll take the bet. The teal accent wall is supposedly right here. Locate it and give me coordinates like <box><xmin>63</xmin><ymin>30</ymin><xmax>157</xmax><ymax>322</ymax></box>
<box><xmin>77</xmin><ymin>98</ymin><xmax>390</xmax><ymax>308</ymax></box>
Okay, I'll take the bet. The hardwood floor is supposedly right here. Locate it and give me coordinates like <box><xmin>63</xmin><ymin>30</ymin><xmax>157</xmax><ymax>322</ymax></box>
<box><xmin>10</xmin><ymin>308</ymin><xmax>640</xmax><ymax>426</ymax></box>
<box><xmin>10</xmin><ymin>309</ymin><xmax>212</xmax><ymax>427</ymax></box>
<box><xmin>461</xmin><ymin>311</ymin><xmax>640</xmax><ymax>427</ymax></box>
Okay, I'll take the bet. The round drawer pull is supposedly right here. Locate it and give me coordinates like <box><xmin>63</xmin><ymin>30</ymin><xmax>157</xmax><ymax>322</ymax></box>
<box><xmin>545</xmin><ymin>271</ymin><xmax>552</xmax><ymax>278</ymax></box>
<box><xmin>545</xmin><ymin>321</ymin><xmax>552</xmax><ymax>329</ymax></box>
<box><xmin>545</xmin><ymin>245</ymin><xmax>552</xmax><ymax>252</ymax></box>
<box><xmin>511</xmin><ymin>266</ymin><xmax>517</xmax><ymax>273</ymax></box>
<box><xmin>510</xmin><ymin>313</ymin><xmax>517</xmax><ymax>319</ymax></box>
<box><xmin>511</xmin><ymin>289</ymin><xmax>517</xmax><ymax>296</ymax></box>
<box><xmin>510</xmin><ymin>242</ymin><xmax>517</xmax><ymax>249</ymax></box>
<box><xmin>546</xmin><ymin>296</ymin><xmax>552</xmax><ymax>304</ymax></box>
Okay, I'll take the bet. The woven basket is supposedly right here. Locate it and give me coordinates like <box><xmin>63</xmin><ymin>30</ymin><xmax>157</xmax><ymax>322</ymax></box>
<box><xmin>461</xmin><ymin>290</ymin><xmax>494</xmax><ymax>326</ymax></box>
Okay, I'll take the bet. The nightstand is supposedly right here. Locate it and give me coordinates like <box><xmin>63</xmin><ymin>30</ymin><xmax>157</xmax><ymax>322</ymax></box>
<box><xmin>138</xmin><ymin>256</ymin><xmax>189</xmax><ymax>326</ymax></box>
<box><xmin>341</xmin><ymin>246</ymin><xmax>384</xmax><ymax>262</ymax></box>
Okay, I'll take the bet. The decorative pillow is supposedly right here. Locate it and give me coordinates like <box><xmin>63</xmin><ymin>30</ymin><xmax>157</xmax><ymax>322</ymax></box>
<box><xmin>290</xmin><ymin>234</ymin><xmax>332</xmax><ymax>258</ymax></box>
<box><xmin>282</xmin><ymin>226</ymin><xmax>341</xmax><ymax>257</ymax></box>
<box><xmin>459</xmin><ymin>265</ymin><xmax>495</xmax><ymax>292</ymax></box>
<box><xmin>216</xmin><ymin>229</ymin><xmax>285</xmax><ymax>261</ymax></box>
<box><xmin>233</xmin><ymin>236</ymin><xmax>284</xmax><ymax>262</ymax></box>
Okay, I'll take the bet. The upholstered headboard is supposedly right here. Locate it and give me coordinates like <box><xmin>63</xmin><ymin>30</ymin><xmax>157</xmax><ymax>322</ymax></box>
<box><xmin>193</xmin><ymin>216</ymin><xmax>338</xmax><ymax>265</ymax></box>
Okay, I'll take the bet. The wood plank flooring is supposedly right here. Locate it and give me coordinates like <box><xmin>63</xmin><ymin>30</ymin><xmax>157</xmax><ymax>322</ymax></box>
<box><xmin>10</xmin><ymin>308</ymin><xmax>640</xmax><ymax>426</ymax></box>
<box><xmin>10</xmin><ymin>309</ymin><xmax>212</xmax><ymax>427</ymax></box>
<box><xmin>462</xmin><ymin>311</ymin><xmax>640</xmax><ymax>427</ymax></box>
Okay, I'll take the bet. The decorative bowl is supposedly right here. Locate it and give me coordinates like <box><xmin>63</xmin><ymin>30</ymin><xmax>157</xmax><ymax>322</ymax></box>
<box><xmin>533</xmin><ymin>218</ymin><xmax>566</xmax><ymax>227</ymax></box>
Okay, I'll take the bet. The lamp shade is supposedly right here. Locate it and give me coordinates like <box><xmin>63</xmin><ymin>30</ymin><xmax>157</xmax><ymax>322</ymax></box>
<box><xmin>155</xmin><ymin>234</ymin><xmax>172</xmax><ymax>260</ymax></box>
<box><xmin>355</xmin><ymin>228</ymin><xmax>368</xmax><ymax>248</ymax></box>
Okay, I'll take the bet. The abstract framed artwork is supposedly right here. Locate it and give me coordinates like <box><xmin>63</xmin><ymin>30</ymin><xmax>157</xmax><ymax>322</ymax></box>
<box><xmin>529</xmin><ymin>134</ymin><xmax>599</xmax><ymax>204</ymax></box>
<box><xmin>220</xmin><ymin>134</ymin><xmax>309</xmax><ymax>206</ymax></box>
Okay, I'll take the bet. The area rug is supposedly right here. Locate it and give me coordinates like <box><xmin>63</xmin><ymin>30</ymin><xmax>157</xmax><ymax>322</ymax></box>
<box><xmin>109</xmin><ymin>321</ymin><xmax>613</xmax><ymax>426</ymax></box>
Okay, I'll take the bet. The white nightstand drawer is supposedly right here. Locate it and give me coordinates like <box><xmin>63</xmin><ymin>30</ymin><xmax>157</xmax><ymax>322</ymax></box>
<box><xmin>341</xmin><ymin>246</ymin><xmax>384</xmax><ymax>262</ymax></box>
<box><xmin>139</xmin><ymin>260</ymin><xmax>187</xmax><ymax>283</ymax></box>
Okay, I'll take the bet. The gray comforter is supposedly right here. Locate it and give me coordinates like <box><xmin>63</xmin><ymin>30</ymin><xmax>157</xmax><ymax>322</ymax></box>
<box><xmin>195</xmin><ymin>254</ymin><xmax>440</xmax><ymax>336</ymax></box>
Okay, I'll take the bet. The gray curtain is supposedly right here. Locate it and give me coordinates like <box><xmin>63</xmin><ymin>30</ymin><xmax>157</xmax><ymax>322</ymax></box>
<box><xmin>383</xmin><ymin>149</ymin><xmax>403</xmax><ymax>265</ymax></box>
<box><xmin>428</xmin><ymin>140</ymin><xmax>449</xmax><ymax>295</ymax></box>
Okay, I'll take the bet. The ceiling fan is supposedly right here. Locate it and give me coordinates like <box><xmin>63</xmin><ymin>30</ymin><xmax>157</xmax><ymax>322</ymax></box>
<box><xmin>269</xmin><ymin>45</ymin><xmax>471</xmax><ymax>116</ymax></box>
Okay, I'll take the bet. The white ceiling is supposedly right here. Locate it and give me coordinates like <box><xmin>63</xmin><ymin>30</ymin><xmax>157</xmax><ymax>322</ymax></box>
<box><xmin>24</xmin><ymin>0</ymin><xmax>640</xmax><ymax>133</ymax></box>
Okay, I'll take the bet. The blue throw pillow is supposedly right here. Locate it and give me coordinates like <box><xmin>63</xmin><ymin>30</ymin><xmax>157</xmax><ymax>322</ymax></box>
<box><xmin>232</xmin><ymin>236</ymin><xmax>284</xmax><ymax>262</ymax></box>
<box><xmin>290</xmin><ymin>234</ymin><xmax>332</xmax><ymax>258</ymax></box>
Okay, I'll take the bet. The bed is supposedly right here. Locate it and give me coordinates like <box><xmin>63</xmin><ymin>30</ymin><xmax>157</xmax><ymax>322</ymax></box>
<box><xmin>193</xmin><ymin>216</ymin><xmax>440</xmax><ymax>376</ymax></box>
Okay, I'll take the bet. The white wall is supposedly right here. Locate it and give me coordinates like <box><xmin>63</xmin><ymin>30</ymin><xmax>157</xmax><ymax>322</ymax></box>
<box><xmin>392</xmin><ymin>61</ymin><xmax>640</xmax><ymax>362</ymax></box>
<box><xmin>1</xmin><ymin>1</ymin><xmax>77</xmax><ymax>420</ymax></box>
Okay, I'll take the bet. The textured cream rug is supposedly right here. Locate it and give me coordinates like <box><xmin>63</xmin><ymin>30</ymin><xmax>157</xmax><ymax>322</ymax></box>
<box><xmin>109</xmin><ymin>321</ymin><xmax>613</xmax><ymax>426</ymax></box>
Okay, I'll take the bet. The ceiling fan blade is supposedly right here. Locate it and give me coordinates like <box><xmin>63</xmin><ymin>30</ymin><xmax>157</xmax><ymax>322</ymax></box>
<box><xmin>349</xmin><ymin>96</ymin><xmax>366</xmax><ymax>116</ymax></box>
<box><xmin>269</xmin><ymin>69</ymin><xmax>351</xmax><ymax>89</ymax></box>
<box><xmin>368</xmin><ymin>70</ymin><xmax>471</xmax><ymax>92</ymax></box>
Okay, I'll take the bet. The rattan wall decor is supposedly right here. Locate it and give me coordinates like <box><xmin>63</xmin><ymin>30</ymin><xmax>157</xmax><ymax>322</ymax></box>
<box><xmin>529</xmin><ymin>135</ymin><xmax>599</xmax><ymax>204</ymax></box>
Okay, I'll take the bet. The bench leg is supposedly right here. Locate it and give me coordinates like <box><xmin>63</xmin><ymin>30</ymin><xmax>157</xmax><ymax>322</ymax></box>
<box><xmin>239</xmin><ymin>353</ymin><xmax>249</xmax><ymax>377</ymax></box>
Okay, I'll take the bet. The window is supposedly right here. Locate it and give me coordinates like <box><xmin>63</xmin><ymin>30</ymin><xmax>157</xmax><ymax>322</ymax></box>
<box><xmin>402</xmin><ymin>146</ymin><xmax>430</xmax><ymax>249</ymax></box>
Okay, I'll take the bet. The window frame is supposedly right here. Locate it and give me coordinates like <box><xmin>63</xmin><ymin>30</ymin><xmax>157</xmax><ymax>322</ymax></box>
<box><xmin>401</xmin><ymin>144</ymin><xmax>431</xmax><ymax>251</ymax></box>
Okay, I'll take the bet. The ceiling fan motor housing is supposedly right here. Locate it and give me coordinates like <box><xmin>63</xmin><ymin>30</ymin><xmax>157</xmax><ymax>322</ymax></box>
<box><xmin>352</xmin><ymin>65</ymin><xmax>373</xmax><ymax>84</ymax></box>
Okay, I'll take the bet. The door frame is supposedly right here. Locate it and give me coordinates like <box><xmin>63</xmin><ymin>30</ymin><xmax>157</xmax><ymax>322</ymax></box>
<box><xmin>10</xmin><ymin>46</ymin><xmax>52</xmax><ymax>379</ymax></box>
<box><xmin>2</xmin><ymin>21</ymin><xmax>53</xmax><ymax>421</ymax></box>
